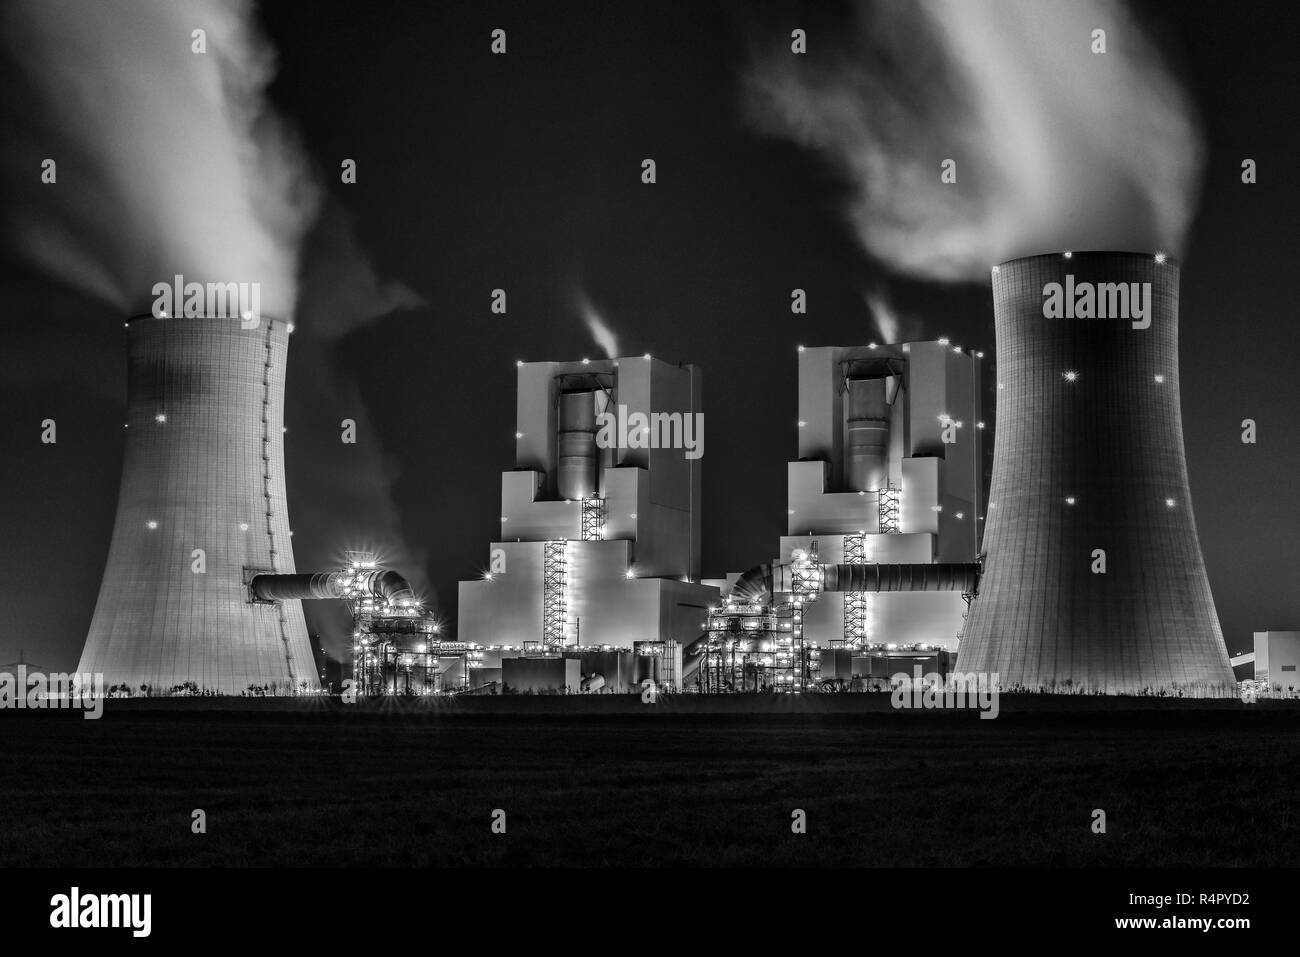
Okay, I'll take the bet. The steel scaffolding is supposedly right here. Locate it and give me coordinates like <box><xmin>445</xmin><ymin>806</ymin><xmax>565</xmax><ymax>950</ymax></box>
<box><xmin>878</xmin><ymin>485</ymin><xmax>901</xmax><ymax>535</ymax></box>
<box><xmin>542</xmin><ymin>540</ymin><xmax>568</xmax><ymax>648</ymax></box>
<box><xmin>581</xmin><ymin>497</ymin><xmax>605</xmax><ymax>541</ymax></box>
<box><xmin>843</xmin><ymin>532</ymin><xmax>868</xmax><ymax>648</ymax></box>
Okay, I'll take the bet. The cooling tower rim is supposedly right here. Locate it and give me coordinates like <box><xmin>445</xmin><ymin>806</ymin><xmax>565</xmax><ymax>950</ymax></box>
<box><xmin>994</xmin><ymin>250</ymin><xmax>1180</xmax><ymax>269</ymax></box>
<box><xmin>124</xmin><ymin>312</ymin><xmax>292</xmax><ymax>330</ymax></box>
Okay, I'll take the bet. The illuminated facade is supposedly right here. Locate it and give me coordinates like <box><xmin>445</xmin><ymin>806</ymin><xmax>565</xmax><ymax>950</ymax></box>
<box><xmin>457</xmin><ymin>356</ymin><xmax>718</xmax><ymax>648</ymax></box>
<box><xmin>779</xmin><ymin>341</ymin><xmax>984</xmax><ymax>652</ymax></box>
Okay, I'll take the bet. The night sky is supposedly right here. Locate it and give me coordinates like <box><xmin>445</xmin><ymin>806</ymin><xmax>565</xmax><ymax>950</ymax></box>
<box><xmin>2</xmin><ymin>0</ymin><xmax>1297</xmax><ymax>669</ymax></box>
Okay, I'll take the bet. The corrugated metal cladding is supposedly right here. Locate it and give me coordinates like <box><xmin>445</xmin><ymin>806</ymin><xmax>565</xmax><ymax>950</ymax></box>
<box><xmin>959</xmin><ymin>252</ymin><xmax>1235</xmax><ymax>695</ymax></box>
<box><xmin>78</xmin><ymin>316</ymin><xmax>319</xmax><ymax>693</ymax></box>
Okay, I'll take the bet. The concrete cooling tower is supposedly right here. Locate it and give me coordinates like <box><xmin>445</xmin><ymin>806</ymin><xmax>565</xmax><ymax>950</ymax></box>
<box><xmin>78</xmin><ymin>315</ymin><xmax>319</xmax><ymax>694</ymax></box>
<box><xmin>959</xmin><ymin>252</ymin><xmax>1235</xmax><ymax>695</ymax></box>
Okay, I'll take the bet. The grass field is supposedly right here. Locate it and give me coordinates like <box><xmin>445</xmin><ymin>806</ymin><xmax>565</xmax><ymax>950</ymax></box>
<box><xmin>1</xmin><ymin>701</ymin><xmax>1296</xmax><ymax>867</ymax></box>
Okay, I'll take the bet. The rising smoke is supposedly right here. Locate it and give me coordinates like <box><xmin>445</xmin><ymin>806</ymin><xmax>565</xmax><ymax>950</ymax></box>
<box><xmin>744</xmin><ymin>0</ymin><xmax>1205</xmax><ymax>281</ymax></box>
<box><xmin>577</xmin><ymin>288</ymin><xmax>620</xmax><ymax>359</ymax></box>
<box><xmin>1</xmin><ymin>0</ymin><xmax>318</xmax><ymax>315</ymax></box>
<box><xmin>863</xmin><ymin>289</ymin><xmax>903</xmax><ymax>343</ymax></box>
<box><xmin>1</xmin><ymin>0</ymin><xmax>429</xmax><ymax>648</ymax></box>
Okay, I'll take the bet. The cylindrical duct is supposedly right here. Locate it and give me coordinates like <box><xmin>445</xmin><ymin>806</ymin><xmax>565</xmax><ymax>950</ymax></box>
<box><xmin>732</xmin><ymin>561</ymin><xmax>979</xmax><ymax>603</ymax></box>
<box><xmin>250</xmin><ymin>569</ymin><xmax>415</xmax><ymax>605</ymax></box>
<box><xmin>819</xmin><ymin>563</ymin><xmax>979</xmax><ymax>594</ymax></box>
<box><xmin>557</xmin><ymin>389</ymin><xmax>597</xmax><ymax>500</ymax></box>
<box><xmin>959</xmin><ymin>252</ymin><xmax>1235</xmax><ymax>695</ymax></box>
<box><xmin>78</xmin><ymin>315</ymin><xmax>319</xmax><ymax>693</ymax></box>
<box><xmin>844</xmin><ymin>376</ymin><xmax>890</xmax><ymax>492</ymax></box>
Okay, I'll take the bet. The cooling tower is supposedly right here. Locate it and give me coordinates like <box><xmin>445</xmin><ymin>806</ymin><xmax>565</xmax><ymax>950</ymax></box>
<box><xmin>78</xmin><ymin>315</ymin><xmax>319</xmax><ymax>694</ymax></box>
<box><xmin>959</xmin><ymin>252</ymin><xmax>1235</xmax><ymax>695</ymax></box>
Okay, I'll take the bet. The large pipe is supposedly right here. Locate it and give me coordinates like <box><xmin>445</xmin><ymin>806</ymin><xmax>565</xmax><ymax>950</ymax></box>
<box><xmin>731</xmin><ymin>561</ymin><xmax>980</xmax><ymax>604</ymax></box>
<box><xmin>557</xmin><ymin>389</ymin><xmax>598</xmax><ymax>500</ymax></box>
<box><xmin>250</xmin><ymin>569</ymin><xmax>415</xmax><ymax>605</ymax></box>
<box><xmin>782</xmin><ymin>562</ymin><xmax>980</xmax><ymax>594</ymax></box>
<box><xmin>844</xmin><ymin>376</ymin><xmax>890</xmax><ymax>492</ymax></box>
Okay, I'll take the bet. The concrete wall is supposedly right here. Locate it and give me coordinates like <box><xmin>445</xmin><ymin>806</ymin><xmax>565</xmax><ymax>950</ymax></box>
<box><xmin>78</xmin><ymin>316</ymin><xmax>317</xmax><ymax>693</ymax></box>
<box><xmin>502</xmin><ymin>656</ymin><xmax>580</xmax><ymax>693</ymax></box>
<box><xmin>1254</xmin><ymin>631</ymin><xmax>1300</xmax><ymax>691</ymax></box>
<box><xmin>459</xmin><ymin>539</ymin><xmax>717</xmax><ymax>648</ymax></box>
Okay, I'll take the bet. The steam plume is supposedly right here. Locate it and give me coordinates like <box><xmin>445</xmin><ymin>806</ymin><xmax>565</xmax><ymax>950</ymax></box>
<box><xmin>577</xmin><ymin>289</ymin><xmax>620</xmax><ymax>359</ymax></box>
<box><xmin>863</xmin><ymin>289</ymin><xmax>902</xmax><ymax>343</ymax></box>
<box><xmin>744</xmin><ymin>0</ymin><xmax>1204</xmax><ymax>280</ymax></box>
<box><xmin>2</xmin><ymin>0</ymin><xmax>318</xmax><ymax>315</ymax></box>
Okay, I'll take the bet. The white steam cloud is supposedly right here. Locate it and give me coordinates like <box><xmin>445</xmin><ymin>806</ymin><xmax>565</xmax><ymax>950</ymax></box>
<box><xmin>864</xmin><ymin>290</ymin><xmax>902</xmax><ymax>344</ymax></box>
<box><xmin>744</xmin><ymin>0</ymin><xmax>1205</xmax><ymax>280</ymax></box>
<box><xmin>2</xmin><ymin>0</ymin><xmax>318</xmax><ymax>315</ymax></box>
<box><xmin>577</xmin><ymin>289</ymin><xmax>620</xmax><ymax>359</ymax></box>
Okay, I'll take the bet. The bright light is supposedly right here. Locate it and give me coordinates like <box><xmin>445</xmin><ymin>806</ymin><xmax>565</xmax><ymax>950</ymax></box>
<box><xmin>154</xmin><ymin>413</ymin><xmax>166</xmax><ymax>423</ymax></box>
<box><xmin>868</xmin><ymin>342</ymin><xmax>878</xmax><ymax>349</ymax></box>
<box><xmin>976</xmin><ymin>421</ymin><xmax>985</xmax><ymax>429</ymax></box>
<box><xmin>516</xmin><ymin>360</ymin><xmax>524</xmax><ymax>367</ymax></box>
<box><xmin>797</xmin><ymin>420</ymin><xmax>806</xmax><ymax>428</ymax></box>
<box><xmin>938</xmin><ymin>337</ymin><xmax>950</xmax><ymax>346</ymax></box>
<box><xmin>629</xmin><ymin>513</ymin><xmax>637</xmax><ymax>519</ymax></box>
<box><xmin>991</xmin><ymin>266</ymin><xmax>1000</xmax><ymax>274</ymax></box>
<box><xmin>976</xmin><ymin>351</ymin><xmax>984</xmax><ymax>358</ymax></box>
<box><xmin>1155</xmin><ymin>252</ymin><xmax>1167</xmax><ymax>264</ymax></box>
<box><xmin>483</xmin><ymin>572</ymin><xmax>494</xmax><ymax>582</ymax></box>
<box><xmin>1154</xmin><ymin>375</ymin><xmax>1165</xmax><ymax>384</ymax></box>
<box><xmin>643</xmin><ymin>353</ymin><xmax>651</xmax><ymax>360</ymax></box>
<box><xmin>515</xmin><ymin>432</ymin><xmax>523</xmax><ymax>438</ymax></box>
<box><xmin>1063</xmin><ymin>251</ymin><xmax>1073</xmax><ymax>259</ymax></box>
<box><xmin>1063</xmin><ymin>370</ymin><xmax>1079</xmax><ymax>382</ymax></box>
<box><xmin>1165</xmin><ymin>498</ymin><xmax>1176</xmax><ymax>508</ymax></box>
<box><xmin>930</xmin><ymin>505</ymin><xmax>943</xmax><ymax>512</ymax></box>
<box><xmin>955</xmin><ymin>512</ymin><xmax>964</xmax><ymax>519</ymax></box>
<box><xmin>239</xmin><ymin>522</ymin><xmax>249</xmax><ymax>531</ymax></box>
<box><xmin>287</xmin><ymin>323</ymin><xmax>295</xmax><ymax>333</ymax></box>
<box><xmin>581</xmin><ymin>357</ymin><xmax>590</xmax><ymax>365</ymax></box>
<box><xmin>797</xmin><ymin>345</ymin><xmax>805</xmax><ymax>353</ymax></box>
<box><xmin>1066</xmin><ymin>497</ymin><xmax>1076</xmax><ymax>505</ymax></box>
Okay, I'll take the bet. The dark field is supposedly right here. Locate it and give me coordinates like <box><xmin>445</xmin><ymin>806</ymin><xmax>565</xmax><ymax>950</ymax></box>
<box><xmin>2</xmin><ymin>700</ymin><xmax>1297</xmax><ymax>867</ymax></box>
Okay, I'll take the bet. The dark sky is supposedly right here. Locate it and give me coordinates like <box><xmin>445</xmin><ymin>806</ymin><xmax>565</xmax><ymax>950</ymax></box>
<box><xmin>3</xmin><ymin>0</ymin><xmax>1297</xmax><ymax>669</ymax></box>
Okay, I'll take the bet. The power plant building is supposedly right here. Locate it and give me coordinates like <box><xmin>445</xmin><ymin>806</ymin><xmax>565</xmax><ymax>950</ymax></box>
<box><xmin>79</xmin><ymin>315</ymin><xmax>319</xmax><ymax>694</ymax></box>
<box><xmin>958</xmin><ymin>252</ymin><xmax>1236</xmax><ymax>695</ymax></box>
<box><xmin>457</xmin><ymin>356</ymin><xmax>718</xmax><ymax>650</ymax></box>
<box><xmin>777</xmin><ymin>341</ymin><xmax>984</xmax><ymax>650</ymax></box>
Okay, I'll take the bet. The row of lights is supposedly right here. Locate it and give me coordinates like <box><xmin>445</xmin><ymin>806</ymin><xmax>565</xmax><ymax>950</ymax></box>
<box><xmin>144</xmin><ymin>520</ymin><xmax>279</xmax><ymax>533</ymax></box>
<box><xmin>515</xmin><ymin>354</ymin><xmax>653</xmax><ymax>367</ymax></box>
<box><xmin>991</xmin><ymin>252</ymin><xmax>1167</xmax><ymax>273</ymax></box>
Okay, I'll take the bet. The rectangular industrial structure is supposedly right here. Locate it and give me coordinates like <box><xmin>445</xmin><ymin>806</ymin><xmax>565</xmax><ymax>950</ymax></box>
<box><xmin>777</xmin><ymin>341</ymin><xmax>984</xmax><ymax>651</ymax></box>
<box><xmin>458</xmin><ymin>356</ymin><xmax>718</xmax><ymax>650</ymax></box>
